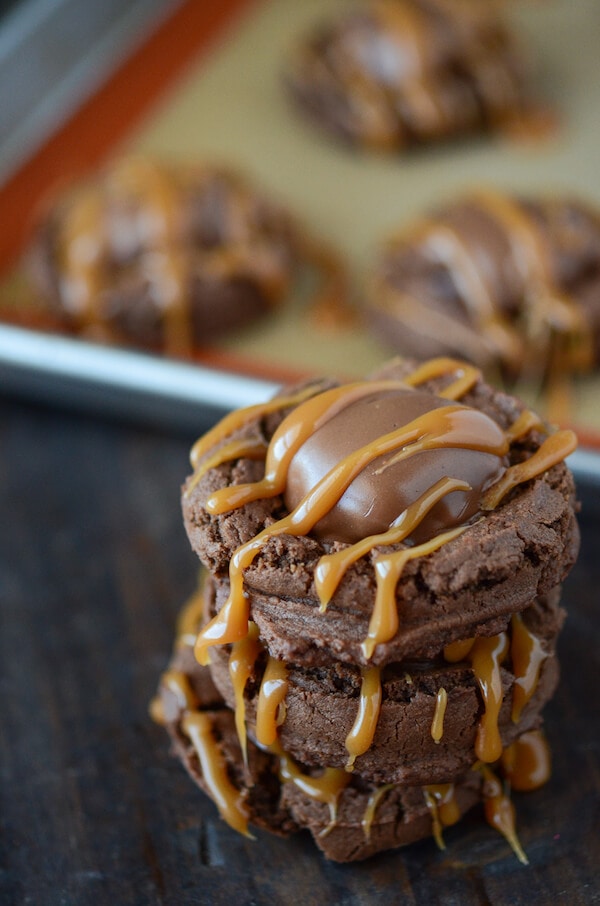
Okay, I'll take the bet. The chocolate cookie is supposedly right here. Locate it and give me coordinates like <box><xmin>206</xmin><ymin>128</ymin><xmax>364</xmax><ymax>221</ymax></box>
<box><xmin>27</xmin><ymin>156</ymin><xmax>344</xmax><ymax>354</ymax></box>
<box><xmin>368</xmin><ymin>191</ymin><xmax>600</xmax><ymax>385</ymax></box>
<box><xmin>285</xmin><ymin>0</ymin><xmax>533</xmax><ymax>152</ymax></box>
<box><xmin>154</xmin><ymin>356</ymin><xmax>580</xmax><ymax>861</ymax></box>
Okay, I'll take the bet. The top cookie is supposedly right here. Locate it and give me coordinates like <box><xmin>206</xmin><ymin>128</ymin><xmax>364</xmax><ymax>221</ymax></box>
<box><xmin>182</xmin><ymin>357</ymin><xmax>579</xmax><ymax>668</ymax></box>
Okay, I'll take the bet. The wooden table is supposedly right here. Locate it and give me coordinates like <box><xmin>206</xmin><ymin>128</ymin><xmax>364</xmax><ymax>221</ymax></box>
<box><xmin>1</xmin><ymin>394</ymin><xmax>598</xmax><ymax>905</ymax></box>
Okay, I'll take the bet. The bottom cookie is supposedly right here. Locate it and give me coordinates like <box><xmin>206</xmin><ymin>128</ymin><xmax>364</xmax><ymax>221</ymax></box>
<box><xmin>152</xmin><ymin>587</ymin><xmax>550</xmax><ymax>863</ymax></box>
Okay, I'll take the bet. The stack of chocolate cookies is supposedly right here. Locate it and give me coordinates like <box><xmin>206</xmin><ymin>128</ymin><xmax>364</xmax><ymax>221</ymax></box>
<box><xmin>154</xmin><ymin>356</ymin><xmax>579</xmax><ymax>862</ymax></box>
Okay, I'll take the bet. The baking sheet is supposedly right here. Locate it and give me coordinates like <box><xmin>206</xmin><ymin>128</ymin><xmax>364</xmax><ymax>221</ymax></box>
<box><xmin>1</xmin><ymin>0</ymin><xmax>600</xmax><ymax>441</ymax></box>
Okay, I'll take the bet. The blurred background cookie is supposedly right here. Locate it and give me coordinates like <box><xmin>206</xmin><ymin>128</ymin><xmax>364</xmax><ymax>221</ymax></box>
<box><xmin>285</xmin><ymin>0</ymin><xmax>538</xmax><ymax>153</ymax></box>
<box><xmin>26</xmin><ymin>155</ymin><xmax>346</xmax><ymax>356</ymax></box>
<box><xmin>367</xmin><ymin>190</ymin><xmax>600</xmax><ymax>407</ymax></box>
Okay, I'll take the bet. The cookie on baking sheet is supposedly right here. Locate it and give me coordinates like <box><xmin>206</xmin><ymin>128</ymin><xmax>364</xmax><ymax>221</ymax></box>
<box><xmin>285</xmin><ymin>0</ymin><xmax>537</xmax><ymax>153</ymax></box>
<box><xmin>367</xmin><ymin>191</ymin><xmax>600</xmax><ymax>388</ymax></box>
<box><xmin>27</xmin><ymin>156</ymin><xmax>345</xmax><ymax>355</ymax></box>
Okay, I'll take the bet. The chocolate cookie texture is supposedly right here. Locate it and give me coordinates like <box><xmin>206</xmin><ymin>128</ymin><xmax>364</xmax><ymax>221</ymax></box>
<box><xmin>368</xmin><ymin>191</ymin><xmax>600</xmax><ymax>387</ymax></box>
<box><xmin>157</xmin><ymin>356</ymin><xmax>579</xmax><ymax>862</ymax></box>
<box><xmin>285</xmin><ymin>0</ymin><xmax>533</xmax><ymax>152</ymax></box>
<box><xmin>27</xmin><ymin>156</ymin><xmax>343</xmax><ymax>354</ymax></box>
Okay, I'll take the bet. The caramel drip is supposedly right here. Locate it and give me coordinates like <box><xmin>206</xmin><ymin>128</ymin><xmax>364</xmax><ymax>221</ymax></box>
<box><xmin>160</xmin><ymin>669</ymin><xmax>200</xmax><ymax>712</ymax></box>
<box><xmin>400</xmin><ymin>357</ymin><xmax>481</xmax><ymax>399</ymax></box>
<box><xmin>185</xmin><ymin>436</ymin><xmax>268</xmax><ymax>500</ymax></box>
<box><xmin>431</xmin><ymin>687</ymin><xmax>448</xmax><ymax>744</ymax></box>
<box><xmin>275</xmin><ymin>742</ymin><xmax>350</xmax><ymax>836</ymax></box>
<box><xmin>361</xmin><ymin>784</ymin><xmax>394</xmax><ymax>841</ymax></box>
<box><xmin>443</xmin><ymin>637</ymin><xmax>475</xmax><ymax>663</ymax></box>
<box><xmin>479</xmin><ymin>764</ymin><xmax>528</xmax><ymax>865</ymax></box>
<box><xmin>468</xmin><ymin>632</ymin><xmax>509</xmax><ymax>763</ymax></box>
<box><xmin>423</xmin><ymin>783</ymin><xmax>461</xmax><ymax>850</ymax></box>
<box><xmin>510</xmin><ymin>613</ymin><xmax>546</xmax><ymax>723</ymax></box>
<box><xmin>501</xmin><ymin>729</ymin><xmax>551</xmax><ymax>792</ymax></box>
<box><xmin>315</xmin><ymin>476</ymin><xmax>469</xmax><ymax>610</ymax></box>
<box><xmin>345</xmin><ymin>666</ymin><xmax>383</xmax><ymax>771</ymax></box>
<box><xmin>255</xmin><ymin>656</ymin><xmax>289</xmax><ymax>747</ymax></box>
<box><xmin>482</xmin><ymin>428</ymin><xmax>577</xmax><ymax>510</ymax></box>
<box><xmin>504</xmin><ymin>408</ymin><xmax>546</xmax><ymax>445</ymax></box>
<box><xmin>189</xmin><ymin>384</ymin><xmax>322</xmax><ymax>469</ymax></box>
<box><xmin>229</xmin><ymin>622</ymin><xmax>262</xmax><ymax>766</ymax></box>
<box><xmin>182</xmin><ymin>712</ymin><xmax>252</xmax><ymax>838</ymax></box>
<box><xmin>366</xmin><ymin>523</ymin><xmax>467</xmax><ymax>659</ymax></box>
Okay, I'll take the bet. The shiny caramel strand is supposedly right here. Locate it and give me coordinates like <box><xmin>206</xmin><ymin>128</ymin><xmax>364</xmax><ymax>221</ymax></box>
<box><xmin>478</xmin><ymin>763</ymin><xmax>528</xmax><ymax>865</ymax></box>
<box><xmin>431</xmin><ymin>687</ymin><xmax>448</xmax><ymax>745</ymax></box>
<box><xmin>361</xmin><ymin>783</ymin><xmax>394</xmax><ymax>842</ymax></box>
<box><xmin>423</xmin><ymin>783</ymin><xmax>461</xmax><ymax>850</ymax></box>
<box><xmin>345</xmin><ymin>665</ymin><xmax>383</xmax><ymax>771</ymax></box>
<box><xmin>273</xmin><ymin>741</ymin><xmax>350</xmax><ymax>838</ymax></box>
<box><xmin>468</xmin><ymin>633</ymin><xmax>510</xmax><ymax>763</ymax></box>
<box><xmin>255</xmin><ymin>656</ymin><xmax>289</xmax><ymax>747</ymax></box>
<box><xmin>182</xmin><ymin>711</ymin><xmax>252</xmax><ymax>838</ymax></box>
<box><xmin>229</xmin><ymin>622</ymin><xmax>262</xmax><ymax>767</ymax></box>
<box><xmin>482</xmin><ymin>429</ymin><xmax>577</xmax><ymax>510</ymax></box>
<box><xmin>510</xmin><ymin>613</ymin><xmax>547</xmax><ymax>723</ymax></box>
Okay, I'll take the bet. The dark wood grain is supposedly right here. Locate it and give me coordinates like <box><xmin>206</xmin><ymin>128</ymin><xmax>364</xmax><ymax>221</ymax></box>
<box><xmin>1</xmin><ymin>396</ymin><xmax>598</xmax><ymax>906</ymax></box>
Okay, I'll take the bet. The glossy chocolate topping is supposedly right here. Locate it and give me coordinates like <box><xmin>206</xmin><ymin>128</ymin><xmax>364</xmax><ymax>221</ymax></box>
<box><xmin>284</xmin><ymin>387</ymin><xmax>507</xmax><ymax>544</ymax></box>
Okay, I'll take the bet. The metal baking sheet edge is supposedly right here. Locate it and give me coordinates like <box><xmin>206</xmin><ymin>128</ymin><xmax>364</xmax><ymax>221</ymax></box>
<box><xmin>0</xmin><ymin>322</ymin><xmax>598</xmax><ymax>483</ymax></box>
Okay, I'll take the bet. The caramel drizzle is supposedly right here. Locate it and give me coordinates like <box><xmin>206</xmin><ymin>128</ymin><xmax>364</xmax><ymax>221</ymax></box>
<box><xmin>510</xmin><ymin>614</ymin><xmax>546</xmax><ymax>723</ymax></box>
<box><xmin>501</xmin><ymin>729</ymin><xmax>551</xmax><ymax>792</ymax></box>
<box><xmin>188</xmin><ymin>383</ymin><xmax>321</xmax><ymax>472</ymax></box>
<box><xmin>345</xmin><ymin>666</ymin><xmax>383</xmax><ymax>771</ymax></box>
<box><xmin>478</xmin><ymin>763</ymin><xmax>528</xmax><ymax>865</ymax></box>
<box><xmin>255</xmin><ymin>656</ymin><xmax>289</xmax><ymax>747</ymax></box>
<box><xmin>274</xmin><ymin>741</ymin><xmax>350</xmax><ymax>837</ymax></box>
<box><xmin>160</xmin><ymin>669</ymin><xmax>200</xmax><ymax>712</ymax></box>
<box><xmin>182</xmin><ymin>712</ymin><xmax>252</xmax><ymax>838</ymax></box>
<box><xmin>423</xmin><ymin>783</ymin><xmax>461</xmax><ymax>850</ymax></box>
<box><xmin>229</xmin><ymin>622</ymin><xmax>262</xmax><ymax>767</ymax></box>
<box><xmin>445</xmin><ymin>634</ymin><xmax>510</xmax><ymax>763</ymax></box>
<box><xmin>430</xmin><ymin>687</ymin><xmax>448</xmax><ymax>745</ymax></box>
<box><xmin>481</xmin><ymin>428</ymin><xmax>577</xmax><ymax>510</ymax></box>
<box><xmin>444</xmin><ymin>612</ymin><xmax>550</xmax><ymax>769</ymax></box>
<box><xmin>469</xmin><ymin>633</ymin><xmax>510</xmax><ymax>763</ymax></box>
<box><xmin>361</xmin><ymin>783</ymin><xmax>394</xmax><ymax>841</ymax></box>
